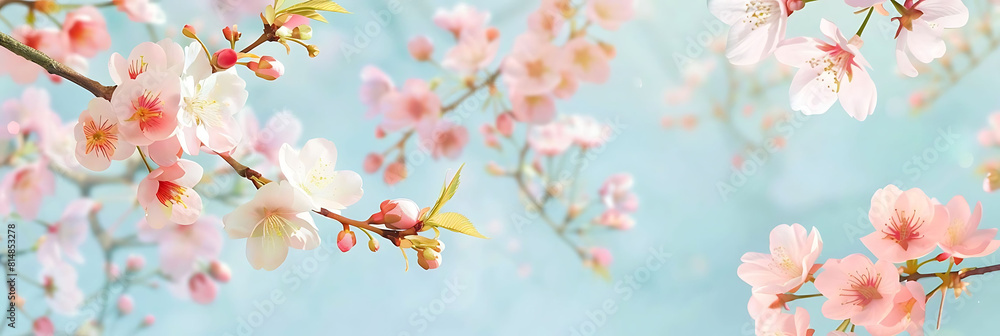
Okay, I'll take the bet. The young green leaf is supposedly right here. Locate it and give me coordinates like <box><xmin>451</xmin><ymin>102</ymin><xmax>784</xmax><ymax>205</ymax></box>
<box><xmin>425</xmin><ymin>164</ymin><xmax>464</xmax><ymax>220</ymax></box>
<box><xmin>424</xmin><ymin>212</ymin><xmax>487</xmax><ymax>239</ymax></box>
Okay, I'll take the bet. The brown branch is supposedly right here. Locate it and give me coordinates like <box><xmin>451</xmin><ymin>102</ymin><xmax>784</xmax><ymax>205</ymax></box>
<box><xmin>902</xmin><ymin>263</ymin><xmax>1000</xmax><ymax>282</ymax></box>
<box><xmin>441</xmin><ymin>69</ymin><xmax>501</xmax><ymax>113</ymax></box>
<box><xmin>0</xmin><ymin>31</ymin><xmax>116</xmax><ymax>100</ymax></box>
<box><xmin>512</xmin><ymin>142</ymin><xmax>587</xmax><ymax>260</ymax></box>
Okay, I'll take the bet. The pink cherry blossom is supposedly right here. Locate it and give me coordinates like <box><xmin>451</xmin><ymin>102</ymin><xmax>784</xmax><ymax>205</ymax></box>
<box><xmin>136</xmin><ymin>159</ymin><xmax>204</xmax><ymax>229</ymax></box>
<box><xmin>109</xmin><ymin>39</ymin><xmax>184</xmax><ymax>85</ymax></box>
<box><xmin>586</xmin><ymin>0</ymin><xmax>634</xmax><ymax>31</ymax></box>
<box><xmin>117</xmin><ymin>295</ymin><xmax>134</xmax><ymax>315</ymax></box>
<box><xmin>554</xmin><ymin>71</ymin><xmax>580</xmax><ymax>99</ymax></box>
<box><xmin>978</xmin><ymin>112</ymin><xmax>1000</xmax><ymax>147</ymax></box>
<box><xmin>865</xmin><ymin>281</ymin><xmax>926</xmax><ymax>336</ymax></box>
<box><xmin>360</xmin><ymin>66</ymin><xmax>396</xmax><ymax>118</ymax></box>
<box><xmin>33</xmin><ymin>316</ymin><xmax>55</xmax><ymax>336</ymax></box>
<box><xmin>590</xmin><ymin>247</ymin><xmax>613</xmax><ymax>267</ymax></box>
<box><xmin>247</xmin><ymin>56</ymin><xmax>284</xmax><ymax>80</ymax></box>
<box><xmin>938</xmin><ymin>195</ymin><xmax>1000</xmax><ymax>259</ymax></box>
<box><xmin>510</xmin><ymin>90</ymin><xmax>557</xmax><ymax>125</ymax></box>
<box><xmin>62</xmin><ymin>6</ymin><xmax>111</xmax><ymax>58</ymax></box>
<box><xmin>496</xmin><ymin>112</ymin><xmax>514</xmax><ymax>137</ymax></box>
<box><xmin>382</xmin><ymin>79</ymin><xmax>442</xmax><ymax>132</ymax></box>
<box><xmin>178</xmin><ymin>42</ymin><xmax>248</xmax><ymax>154</ymax></box>
<box><xmin>433</xmin><ymin>4</ymin><xmax>491</xmax><ymax>38</ymax></box>
<box><xmin>0</xmin><ymin>26</ymin><xmax>66</xmax><ymax>84</ymax></box>
<box><xmin>562</xmin><ymin>38</ymin><xmax>611</xmax><ymax>83</ymax></box>
<box><xmin>42</xmin><ymin>121</ymin><xmax>82</xmax><ymax>170</ymax></box>
<box><xmin>223</xmin><ymin>181</ymin><xmax>320</xmax><ymax>271</ymax></box>
<box><xmin>278</xmin><ymin>138</ymin><xmax>364</xmax><ymax>212</ymax></box>
<box><xmin>528</xmin><ymin>5</ymin><xmax>565</xmax><ymax>40</ymax></box>
<box><xmin>528</xmin><ymin>121</ymin><xmax>574</xmax><ymax>156</ymax></box>
<box><xmin>893</xmin><ymin>0</ymin><xmax>968</xmax><ymax>77</ymax></box>
<box><xmin>126</xmin><ymin>254</ymin><xmax>146</xmax><ymax>272</ymax></box>
<box><xmin>503</xmin><ymin>34</ymin><xmax>562</xmax><ymax>95</ymax></box>
<box><xmin>138</xmin><ymin>216</ymin><xmax>222</xmax><ymax>280</ymax></box>
<box><xmin>417</xmin><ymin>120</ymin><xmax>470</xmax><ymax>160</ymax></box>
<box><xmin>595</xmin><ymin>209</ymin><xmax>635</xmax><ymax>230</ymax></box>
<box><xmin>861</xmin><ymin>185</ymin><xmax>948</xmax><ymax>263</ymax></box>
<box><xmin>0</xmin><ymin>160</ymin><xmax>55</xmax><ymax>221</ymax></box>
<box><xmin>363</xmin><ymin>152</ymin><xmax>384</xmax><ymax>173</ymax></box>
<box><xmin>738</xmin><ymin>224</ymin><xmax>823</xmax><ymax>294</ymax></box>
<box><xmin>1</xmin><ymin>87</ymin><xmax>60</xmax><ymax>140</ymax></box>
<box><xmin>209</xmin><ymin>260</ymin><xmax>232</xmax><ymax>283</ymax></box>
<box><xmin>39</xmin><ymin>260</ymin><xmax>84</xmax><ymax>315</ymax></box>
<box><xmin>188</xmin><ymin>272</ymin><xmax>218</xmax><ymax>304</ymax></box>
<box><xmin>37</xmin><ymin>199</ymin><xmax>96</xmax><ymax>265</ymax></box>
<box><xmin>144</xmin><ymin>136</ymin><xmax>182</xmax><ymax>167</ymax></box>
<box><xmin>845</xmin><ymin>0</ymin><xmax>884</xmax><ymax>7</ymax></box>
<box><xmin>241</xmin><ymin>110</ymin><xmax>303</xmax><ymax>167</ymax></box>
<box><xmin>747</xmin><ymin>292</ymin><xmax>783</xmax><ymax>320</ymax></box>
<box><xmin>442</xmin><ymin>28</ymin><xmax>500</xmax><ymax>76</ymax></box>
<box><xmin>599</xmin><ymin>173</ymin><xmax>639</xmax><ymax>213</ymax></box>
<box><xmin>814</xmin><ymin>254</ymin><xmax>900</xmax><ymax>326</ymax></box>
<box><xmin>408</xmin><ymin>35</ymin><xmax>434</xmax><ymax>61</ymax></box>
<box><xmin>561</xmin><ymin>115</ymin><xmax>608</xmax><ymax>148</ymax></box>
<box><xmin>75</xmin><ymin>98</ymin><xmax>135</xmax><ymax>171</ymax></box>
<box><xmin>111</xmin><ymin>71</ymin><xmax>182</xmax><ymax>146</ymax></box>
<box><xmin>775</xmin><ymin>19</ymin><xmax>876</xmax><ymax>120</ymax></box>
<box><xmin>754</xmin><ymin>307</ymin><xmax>811</xmax><ymax>336</ymax></box>
<box><xmin>113</xmin><ymin>0</ymin><xmax>166</xmax><ymax>24</ymax></box>
<box><xmin>373</xmin><ymin>198</ymin><xmax>420</xmax><ymax>230</ymax></box>
<box><xmin>384</xmin><ymin>161</ymin><xmax>407</xmax><ymax>185</ymax></box>
<box><xmin>709</xmin><ymin>0</ymin><xmax>786</xmax><ymax>65</ymax></box>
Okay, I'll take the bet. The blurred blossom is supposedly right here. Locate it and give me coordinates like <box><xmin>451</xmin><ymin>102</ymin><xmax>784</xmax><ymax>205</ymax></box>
<box><xmin>0</xmin><ymin>160</ymin><xmax>55</xmax><ymax>221</ymax></box>
<box><xmin>139</xmin><ymin>216</ymin><xmax>223</xmax><ymax>280</ymax></box>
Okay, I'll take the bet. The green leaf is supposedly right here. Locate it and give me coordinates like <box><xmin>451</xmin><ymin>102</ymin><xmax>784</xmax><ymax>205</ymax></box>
<box><xmin>425</xmin><ymin>164</ymin><xmax>464</xmax><ymax>220</ymax></box>
<box><xmin>281</xmin><ymin>0</ymin><xmax>351</xmax><ymax>16</ymax></box>
<box><xmin>424</xmin><ymin>212</ymin><xmax>487</xmax><ymax>239</ymax></box>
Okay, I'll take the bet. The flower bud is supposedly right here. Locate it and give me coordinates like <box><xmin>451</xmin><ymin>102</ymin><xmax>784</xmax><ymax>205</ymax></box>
<box><xmin>408</xmin><ymin>36</ymin><xmax>434</xmax><ymax>61</ymax></box>
<box><xmin>142</xmin><ymin>315</ymin><xmax>155</xmax><ymax>327</ymax></box>
<box><xmin>188</xmin><ymin>273</ymin><xmax>217</xmax><ymax>304</ymax></box>
<box><xmin>307</xmin><ymin>44</ymin><xmax>320</xmax><ymax>58</ymax></box>
<box><xmin>589</xmin><ymin>247</ymin><xmax>612</xmax><ymax>268</ymax></box>
<box><xmin>368</xmin><ymin>239</ymin><xmax>379</xmax><ymax>252</ymax></box>
<box><xmin>486</xmin><ymin>161</ymin><xmax>506</xmax><ymax>176</ymax></box>
<box><xmin>375</xmin><ymin>127</ymin><xmax>386</xmax><ymax>139</ymax></box>
<box><xmin>496</xmin><ymin>112</ymin><xmax>514</xmax><ymax>137</ymax></box>
<box><xmin>597</xmin><ymin>41</ymin><xmax>616</xmax><ymax>59</ymax></box>
<box><xmin>247</xmin><ymin>56</ymin><xmax>284</xmax><ymax>80</ymax></box>
<box><xmin>294</xmin><ymin>26</ymin><xmax>313</xmax><ymax>40</ymax></box>
<box><xmin>117</xmin><ymin>295</ymin><xmax>134</xmax><ymax>315</ymax></box>
<box><xmin>208</xmin><ymin>260</ymin><xmax>231</xmax><ymax>283</ymax></box>
<box><xmin>223</xmin><ymin>25</ymin><xmax>241</xmax><ymax>43</ymax></box>
<box><xmin>337</xmin><ymin>230</ymin><xmax>357</xmax><ymax>252</ymax></box>
<box><xmin>417</xmin><ymin>248</ymin><xmax>442</xmax><ymax>270</ymax></box>
<box><xmin>125</xmin><ymin>254</ymin><xmax>145</xmax><ymax>272</ymax></box>
<box><xmin>32</xmin><ymin>317</ymin><xmax>54</xmax><ymax>336</ymax></box>
<box><xmin>376</xmin><ymin>199</ymin><xmax>420</xmax><ymax>230</ymax></box>
<box><xmin>384</xmin><ymin>161</ymin><xmax>407</xmax><ymax>185</ymax></box>
<box><xmin>182</xmin><ymin>25</ymin><xmax>198</xmax><ymax>39</ymax></box>
<box><xmin>212</xmin><ymin>48</ymin><xmax>239</xmax><ymax>69</ymax></box>
<box><xmin>363</xmin><ymin>153</ymin><xmax>384</xmax><ymax>173</ymax></box>
<box><xmin>486</xmin><ymin>27</ymin><xmax>500</xmax><ymax>42</ymax></box>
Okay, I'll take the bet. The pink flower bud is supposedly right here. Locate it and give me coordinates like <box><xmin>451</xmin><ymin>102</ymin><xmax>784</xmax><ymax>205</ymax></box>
<box><xmin>377</xmin><ymin>199</ymin><xmax>420</xmax><ymax>230</ymax></box>
<box><xmin>337</xmin><ymin>230</ymin><xmax>357</xmax><ymax>252</ymax></box>
<box><xmin>363</xmin><ymin>153</ymin><xmax>384</xmax><ymax>174</ymax></box>
<box><xmin>417</xmin><ymin>248</ymin><xmax>442</xmax><ymax>270</ymax></box>
<box><xmin>142</xmin><ymin>315</ymin><xmax>155</xmax><ymax>327</ymax></box>
<box><xmin>496</xmin><ymin>112</ymin><xmax>514</xmax><ymax>137</ymax></box>
<box><xmin>485</xmin><ymin>27</ymin><xmax>500</xmax><ymax>42</ymax></box>
<box><xmin>107</xmin><ymin>263</ymin><xmax>120</xmax><ymax>280</ymax></box>
<box><xmin>126</xmin><ymin>254</ymin><xmax>145</xmax><ymax>272</ymax></box>
<box><xmin>384</xmin><ymin>161</ymin><xmax>407</xmax><ymax>185</ymax></box>
<box><xmin>375</xmin><ymin>127</ymin><xmax>386</xmax><ymax>139</ymax></box>
<box><xmin>117</xmin><ymin>295</ymin><xmax>134</xmax><ymax>315</ymax></box>
<box><xmin>209</xmin><ymin>260</ymin><xmax>231</xmax><ymax>283</ymax></box>
<box><xmin>188</xmin><ymin>273</ymin><xmax>217</xmax><ymax>304</ymax></box>
<box><xmin>212</xmin><ymin>49</ymin><xmax>238</xmax><ymax>69</ymax></box>
<box><xmin>247</xmin><ymin>56</ymin><xmax>284</xmax><ymax>81</ymax></box>
<box><xmin>33</xmin><ymin>317</ymin><xmax>54</xmax><ymax>336</ymax></box>
<box><xmin>407</xmin><ymin>36</ymin><xmax>434</xmax><ymax>61</ymax></box>
<box><xmin>486</xmin><ymin>161</ymin><xmax>506</xmax><ymax>176</ymax></box>
<box><xmin>223</xmin><ymin>25</ymin><xmax>240</xmax><ymax>42</ymax></box>
<box><xmin>590</xmin><ymin>247</ymin><xmax>612</xmax><ymax>268</ymax></box>
<box><xmin>182</xmin><ymin>25</ymin><xmax>197</xmax><ymax>38</ymax></box>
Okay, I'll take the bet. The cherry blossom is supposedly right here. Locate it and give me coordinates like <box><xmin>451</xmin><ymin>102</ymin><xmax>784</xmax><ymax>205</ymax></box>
<box><xmin>136</xmin><ymin>159</ymin><xmax>204</xmax><ymax>229</ymax></box>
<box><xmin>528</xmin><ymin>4</ymin><xmax>565</xmax><ymax>40</ymax></box>
<box><xmin>138</xmin><ymin>216</ymin><xmax>222</xmax><ymax>280</ymax></box>
<box><xmin>814</xmin><ymin>254</ymin><xmax>900</xmax><ymax>326</ymax></box>
<box><xmin>37</xmin><ymin>199</ymin><xmax>96</xmax><ymax>265</ymax></box>
<box><xmin>510</xmin><ymin>90</ymin><xmax>557</xmax><ymax>124</ymax></box>
<box><xmin>1</xmin><ymin>87</ymin><xmax>59</xmax><ymax>140</ymax></box>
<box><xmin>442</xmin><ymin>28</ymin><xmax>500</xmax><ymax>75</ymax></box>
<box><xmin>247</xmin><ymin>56</ymin><xmax>284</xmax><ymax>80</ymax></box>
<box><xmin>39</xmin><ymin>260</ymin><xmax>84</xmax><ymax>315</ymax></box>
<box><xmin>586</xmin><ymin>0</ymin><xmax>634</xmax><ymax>31</ymax></box>
<box><xmin>562</xmin><ymin>114</ymin><xmax>608</xmax><ymax>148</ymax></box>
<box><xmin>590</xmin><ymin>247</ymin><xmax>613</xmax><ymax>267</ymax></box>
<box><xmin>372</xmin><ymin>198</ymin><xmax>421</xmax><ymax>230</ymax></box>
<box><xmin>938</xmin><ymin>195</ymin><xmax>1000</xmax><ymax>260</ymax></box>
<box><xmin>62</xmin><ymin>6</ymin><xmax>112</xmax><ymax>58</ymax></box>
<box><xmin>865</xmin><ymin>281</ymin><xmax>926</xmax><ymax>336</ymax></box>
<box><xmin>503</xmin><ymin>34</ymin><xmax>562</xmax><ymax>96</ymax></box>
<box><xmin>144</xmin><ymin>136</ymin><xmax>183</xmax><ymax>167</ymax></box>
<box><xmin>417</xmin><ymin>120</ymin><xmax>470</xmax><ymax>160</ymax></box>
<box><xmin>33</xmin><ymin>316</ymin><xmax>55</xmax><ymax>336</ymax></box>
<box><xmin>117</xmin><ymin>295</ymin><xmax>134</xmax><ymax>315</ymax></box>
<box><xmin>113</xmin><ymin>0</ymin><xmax>167</xmax><ymax>24</ymax></box>
<box><xmin>74</xmin><ymin>98</ymin><xmax>135</xmax><ymax>171</ymax></box>
<box><xmin>359</xmin><ymin>66</ymin><xmax>395</xmax><ymax>118</ymax></box>
<box><xmin>892</xmin><ymin>0</ymin><xmax>969</xmax><ymax>77</ymax></box>
<box><xmin>774</xmin><ymin>19</ymin><xmax>876</xmax><ymax>120</ymax></box>
<box><xmin>241</xmin><ymin>110</ymin><xmax>303</xmax><ymax>167</ymax></box>
<box><xmin>223</xmin><ymin>180</ymin><xmax>320</xmax><ymax>271</ymax></box>
<box><xmin>754</xmin><ymin>307</ymin><xmax>811</xmax><ymax>336</ymax></box>
<box><xmin>709</xmin><ymin>0</ymin><xmax>787</xmax><ymax>65</ymax></box>
<box><xmin>111</xmin><ymin>70</ymin><xmax>182</xmax><ymax>146</ymax></box>
<box><xmin>337</xmin><ymin>229</ymin><xmax>357</xmax><ymax>252</ymax></box>
<box><xmin>861</xmin><ymin>185</ymin><xmax>948</xmax><ymax>263</ymax></box>
<box><xmin>433</xmin><ymin>3</ymin><xmax>491</xmax><ymax>38</ymax></box>
<box><xmin>109</xmin><ymin>40</ymin><xmax>184</xmax><ymax>85</ymax></box>
<box><xmin>178</xmin><ymin>42</ymin><xmax>248</xmax><ymax>154</ymax></box>
<box><xmin>382</xmin><ymin>79</ymin><xmax>442</xmax><ymax>132</ymax></box>
<box><xmin>0</xmin><ymin>26</ymin><xmax>67</xmax><ymax>84</ymax></box>
<box><xmin>561</xmin><ymin>38</ymin><xmax>611</xmax><ymax>84</ymax></box>
<box><xmin>595</xmin><ymin>209</ymin><xmax>635</xmax><ymax>230</ymax></box>
<box><xmin>0</xmin><ymin>160</ymin><xmax>55</xmax><ymax>221</ymax></box>
<box><xmin>408</xmin><ymin>36</ymin><xmax>434</xmax><ymax>61</ymax></box>
<box><xmin>187</xmin><ymin>272</ymin><xmax>218</xmax><ymax>304</ymax></box>
<box><xmin>599</xmin><ymin>173</ymin><xmax>639</xmax><ymax>213</ymax></box>
<box><xmin>278</xmin><ymin>138</ymin><xmax>364</xmax><ymax>212</ymax></box>
<box><xmin>528</xmin><ymin>121</ymin><xmax>574</xmax><ymax>156</ymax></box>
<box><xmin>738</xmin><ymin>224</ymin><xmax>823</xmax><ymax>294</ymax></box>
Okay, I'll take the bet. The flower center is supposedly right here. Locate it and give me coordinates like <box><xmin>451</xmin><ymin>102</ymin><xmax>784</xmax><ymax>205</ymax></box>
<box><xmin>301</xmin><ymin>157</ymin><xmax>335</xmax><ymax>194</ymax></box>
<box><xmin>742</xmin><ymin>0</ymin><xmax>776</xmax><ymax>30</ymax></box>
<box><xmin>183</xmin><ymin>85</ymin><xmax>224</xmax><ymax>128</ymax></box>
<box><xmin>770</xmin><ymin>246</ymin><xmax>802</xmax><ymax>278</ymax></box>
<box><xmin>127</xmin><ymin>91</ymin><xmax>165</xmax><ymax>131</ymax></box>
<box><xmin>809</xmin><ymin>41</ymin><xmax>860</xmax><ymax>93</ymax></box>
<box><xmin>83</xmin><ymin>117</ymin><xmax>119</xmax><ymax>159</ymax></box>
<box><xmin>43</xmin><ymin>276</ymin><xmax>56</xmax><ymax>297</ymax></box>
<box><xmin>525</xmin><ymin>59</ymin><xmax>549</xmax><ymax>79</ymax></box>
<box><xmin>262</xmin><ymin>210</ymin><xmax>291</xmax><ymax>238</ymax></box>
<box><xmin>155</xmin><ymin>181</ymin><xmax>189</xmax><ymax>208</ymax></box>
<box><xmin>882</xmin><ymin>209</ymin><xmax>925</xmax><ymax>250</ymax></box>
<box><xmin>574</xmin><ymin>49</ymin><xmax>593</xmax><ymax>71</ymax></box>
<box><xmin>841</xmin><ymin>270</ymin><xmax>883</xmax><ymax>306</ymax></box>
<box><xmin>128</xmin><ymin>56</ymin><xmax>148</xmax><ymax>79</ymax></box>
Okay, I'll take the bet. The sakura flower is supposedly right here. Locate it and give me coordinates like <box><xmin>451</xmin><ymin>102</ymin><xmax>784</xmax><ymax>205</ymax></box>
<box><xmin>892</xmin><ymin>0</ymin><xmax>969</xmax><ymax>77</ymax></box>
<box><xmin>433</xmin><ymin>4</ymin><xmax>491</xmax><ymax>38</ymax></box>
<box><xmin>814</xmin><ymin>254</ymin><xmax>900</xmax><ymax>326</ymax></box>
<box><xmin>528</xmin><ymin>121</ymin><xmax>574</xmax><ymax>156</ymax></box>
<box><xmin>62</xmin><ymin>6</ymin><xmax>112</xmax><ymax>58</ymax></box>
<box><xmin>586</xmin><ymin>0</ymin><xmax>634</xmax><ymax>31</ymax></box>
<box><xmin>595</xmin><ymin>209</ymin><xmax>635</xmax><ymax>230</ymax></box>
<box><xmin>111</xmin><ymin>71</ymin><xmax>182</xmax><ymax>146</ymax></box>
<box><xmin>247</xmin><ymin>56</ymin><xmax>284</xmax><ymax>81</ymax></box>
<box><xmin>408</xmin><ymin>36</ymin><xmax>434</xmax><ymax>61</ymax></box>
<box><xmin>363</xmin><ymin>153</ymin><xmax>384</xmax><ymax>173</ymax></box>
<box><xmin>442</xmin><ymin>28</ymin><xmax>501</xmax><ymax>75</ymax></box>
<box><xmin>0</xmin><ymin>160</ymin><xmax>55</xmax><ymax>221</ymax></box>
<box><xmin>938</xmin><ymin>195</ymin><xmax>1000</xmax><ymax>259</ymax></box>
<box><xmin>382</xmin><ymin>79</ymin><xmax>442</xmax><ymax>132</ymax></box>
<box><xmin>41</xmin><ymin>121</ymin><xmax>82</xmax><ymax>170</ymax></box>
<box><xmin>138</xmin><ymin>216</ymin><xmax>222</xmax><ymax>280</ymax></box>
<box><xmin>554</xmin><ymin>71</ymin><xmax>579</xmax><ymax>99</ymax></box>
<box><xmin>37</xmin><ymin>199</ymin><xmax>97</xmax><ymax>265</ymax></box>
<box><xmin>510</xmin><ymin>90</ymin><xmax>557</xmax><ymax>125</ymax></box>
<box><xmin>845</xmin><ymin>0</ymin><xmax>885</xmax><ymax>7</ymax></box>
<box><xmin>144</xmin><ymin>136</ymin><xmax>182</xmax><ymax>167</ymax></box>
<box><xmin>503</xmin><ymin>34</ymin><xmax>563</xmax><ymax>95</ymax></box>
<box><xmin>33</xmin><ymin>317</ymin><xmax>54</xmax><ymax>336</ymax></box>
<box><xmin>747</xmin><ymin>292</ymin><xmax>783</xmax><ymax>320</ymax></box>
<box><xmin>178</xmin><ymin>42</ymin><xmax>248</xmax><ymax>154</ymax></box>
<box><xmin>774</xmin><ymin>19</ymin><xmax>877</xmax><ymax>120</ymax></box>
<box><xmin>1</xmin><ymin>87</ymin><xmax>60</xmax><ymax>140</ymax></box>
<box><xmin>242</xmin><ymin>110</ymin><xmax>303</xmax><ymax>166</ymax></box>
<box><xmin>136</xmin><ymin>159</ymin><xmax>204</xmax><ymax>229</ymax></box>
<box><xmin>861</xmin><ymin>185</ymin><xmax>948</xmax><ymax>263</ymax></box>
<box><xmin>109</xmin><ymin>39</ymin><xmax>184</xmax><ymax>85</ymax></box>
<box><xmin>117</xmin><ymin>295</ymin><xmax>134</xmax><ymax>315</ymax></box>
<box><xmin>359</xmin><ymin>66</ymin><xmax>396</xmax><ymax>118</ymax></box>
<box><xmin>112</xmin><ymin>0</ymin><xmax>166</xmax><ymax>24</ymax></box>
<box><xmin>590</xmin><ymin>247</ymin><xmax>613</xmax><ymax>268</ymax></box>
<box><xmin>417</xmin><ymin>120</ymin><xmax>470</xmax><ymax>160</ymax></box>
<box><xmin>208</xmin><ymin>260</ymin><xmax>231</xmax><ymax>283</ymax></box>
<box><xmin>738</xmin><ymin>224</ymin><xmax>823</xmax><ymax>294</ymax></box>
<box><xmin>0</xmin><ymin>26</ymin><xmax>67</xmax><ymax>84</ymax></box>
<box><xmin>75</xmin><ymin>98</ymin><xmax>135</xmax><ymax>171</ymax></box>
<box><xmin>278</xmin><ymin>138</ymin><xmax>364</xmax><ymax>212</ymax></box>
<box><xmin>39</xmin><ymin>260</ymin><xmax>84</xmax><ymax>315</ymax></box>
<box><xmin>384</xmin><ymin>161</ymin><xmax>408</xmax><ymax>185</ymax></box>
<box><xmin>561</xmin><ymin>38</ymin><xmax>611</xmax><ymax>83</ymax></box>
<box><xmin>599</xmin><ymin>173</ymin><xmax>639</xmax><ymax>213</ymax></box>
<box><xmin>865</xmin><ymin>281</ymin><xmax>926</xmax><ymax>336</ymax></box>
<box><xmin>126</xmin><ymin>254</ymin><xmax>146</xmax><ymax>272</ymax></box>
<box><xmin>223</xmin><ymin>181</ymin><xmax>320</xmax><ymax>271</ymax></box>
<box><xmin>562</xmin><ymin>115</ymin><xmax>608</xmax><ymax>148</ymax></box>
<box><xmin>528</xmin><ymin>6</ymin><xmax>565</xmax><ymax>40</ymax></box>
<box><xmin>372</xmin><ymin>198</ymin><xmax>421</xmax><ymax>230</ymax></box>
<box><xmin>754</xmin><ymin>307</ymin><xmax>811</xmax><ymax>336</ymax></box>
<box><xmin>708</xmin><ymin>0</ymin><xmax>787</xmax><ymax>65</ymax></box>
<box><xmin>187</xmin><ymin>272</ymin><xmax>218</xmax><ymax>304</ymax></box>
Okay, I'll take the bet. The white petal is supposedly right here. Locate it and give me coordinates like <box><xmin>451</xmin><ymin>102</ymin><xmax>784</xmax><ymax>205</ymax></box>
<box><xmin>788</xmin><ymin>67</ymin><xmax>837</xmax><ymax>115</ymax></box>
<box><xmin>919</xmin><ymin>0</ymin><xmax>969</xmax><ymax>28</ymax></box>
<box><xmin>838</xmin><ymin>68</ymin><xmax>877</xmax><ymax>121</ymax></box>
<box><xmin>246</xmin><ymin>224</ymin><xmax>289</xmax><ymax>271</ymax></box>
<box><xmin>906</xmin><ymin>20</ymin><xmax>946</xmax><ymax>63</ymax></box>
<box><xmin>774</xmin><ymin>37</ymin><xmax>825</xmax><ymax>67</ymax></box>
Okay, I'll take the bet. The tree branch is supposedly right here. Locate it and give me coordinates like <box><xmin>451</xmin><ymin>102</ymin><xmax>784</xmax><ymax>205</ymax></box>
<box><xmin>0</xmin><ymin>30</ymin><xmax>116</xmax><ymax>100</ymax></box>
<box><xmin>902</xmin><ymin>263</ymin><xmax>1000</xmax><ymax>282</ymax></box>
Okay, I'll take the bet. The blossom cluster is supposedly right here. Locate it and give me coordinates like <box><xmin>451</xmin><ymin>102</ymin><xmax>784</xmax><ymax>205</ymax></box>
<box><xmin>738</xmin><ymin>184</ymin><xmax>1000</xmax><ymax>335</ymax></box>
<box><xmin>710</xmin><ymin>0</ymin><xmax>969</xmax><ymax>120</ymax></box>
